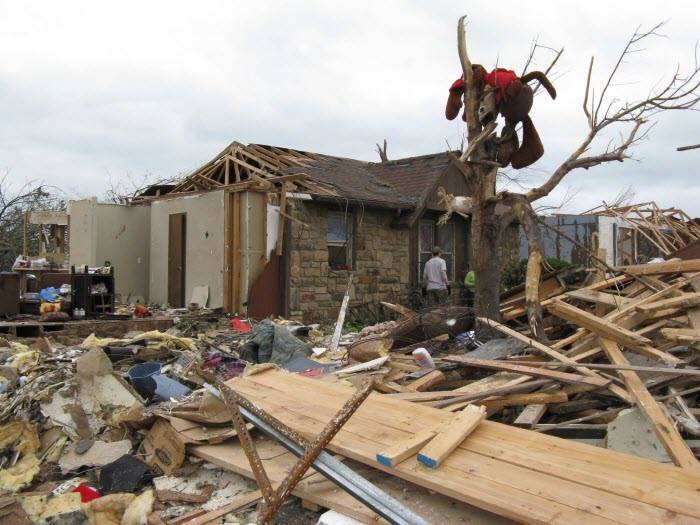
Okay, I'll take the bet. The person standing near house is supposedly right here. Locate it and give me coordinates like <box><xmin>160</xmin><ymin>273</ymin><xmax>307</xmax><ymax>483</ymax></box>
<box><xmin>423</xmin><ymin>246</ymin><xmax>449</xmax><ymax>307</ymax></box>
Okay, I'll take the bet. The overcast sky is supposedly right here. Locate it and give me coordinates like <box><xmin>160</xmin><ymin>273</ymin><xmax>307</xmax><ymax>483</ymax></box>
<box><xmin>1</xmin><ymin>1</ymin><xmax>698</xmax><ymax>214</ymax></box>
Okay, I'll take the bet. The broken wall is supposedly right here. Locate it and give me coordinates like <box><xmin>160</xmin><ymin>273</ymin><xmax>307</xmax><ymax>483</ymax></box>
<box><xmin>149</xmin><ymin>191</ymin><xmax>225</xmax><ymax>309</ymax></box>
<box><xmin>68</xmin><ymin>198</ymin><xmax>150</xmax><ymax>303</ymax></box>
<box><xmin>286</xmin><ymin>200</ymin><xmax>410</xmax><ymax>323</ymax></box>
<box><xmin>519</xmin><ymin>214</ymin><xmax>598</xmax><ymax>266</ymax></box>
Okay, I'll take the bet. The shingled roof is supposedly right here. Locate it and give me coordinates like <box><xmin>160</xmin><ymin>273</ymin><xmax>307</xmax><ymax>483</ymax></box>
<box><xmin>291</xmin><ymin>151</ymin><xmax>457</xmax><ymax>210</ymax></box>
<box><xmin>367</xmin><ymin>152</ymin><xmax>456</xmax><ymax>207</ymax></box>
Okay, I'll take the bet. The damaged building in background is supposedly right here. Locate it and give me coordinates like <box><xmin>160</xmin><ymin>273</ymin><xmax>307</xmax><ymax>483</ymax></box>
<box><xmin>67</xmin><ymin>141</ymin><xmax>520</xmax><ymax>323</ymax></box>
<box><xmin>520</xmin><ymin>201</ymin><xmax>700</xmax><ymax>267</ymax></box>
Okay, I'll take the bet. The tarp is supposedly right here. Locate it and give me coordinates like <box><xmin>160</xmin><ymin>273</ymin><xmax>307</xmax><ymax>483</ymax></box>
<box><xmin>239</xmin><ymin>320</ymin><xmax>311</xmax><ymax>365</ymax></box>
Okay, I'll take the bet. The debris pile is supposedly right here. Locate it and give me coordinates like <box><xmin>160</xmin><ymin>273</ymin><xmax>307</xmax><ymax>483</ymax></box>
<box><xmin>0</xmin><ymin>260</ymin><xmax>699</xmax><ymax>524</ymax></box>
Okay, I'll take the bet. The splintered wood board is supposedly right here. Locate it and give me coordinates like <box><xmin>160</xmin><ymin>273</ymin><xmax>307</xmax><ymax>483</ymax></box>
<box><xmin>224</xmin><ymin>370</ymin><xmax>700</xmax><ymax>525</ymax></box>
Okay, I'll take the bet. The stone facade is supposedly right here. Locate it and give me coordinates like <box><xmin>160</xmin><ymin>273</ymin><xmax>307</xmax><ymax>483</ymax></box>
<box><xmin>287</xmin><ymin>201</ymin><xmax>410</xmax><ymax>323</ymax></box>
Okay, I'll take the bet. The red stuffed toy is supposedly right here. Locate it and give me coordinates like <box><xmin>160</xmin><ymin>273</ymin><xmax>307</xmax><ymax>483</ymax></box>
<box><xmin>445</xmin><ymin>65</ymin><xmax>556</xmax><ymax>169</ymax></box>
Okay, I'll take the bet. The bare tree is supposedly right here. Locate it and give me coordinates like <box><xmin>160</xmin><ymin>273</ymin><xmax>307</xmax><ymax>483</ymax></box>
<box><xmin>0</xmin><ymin>171</ymin><xmax>65</xmax><ymax>270</ymax></box>
<box><xmin>104</xmin><ymin>170</ymin><xmax>180</xmax><ymax>204</ymax></box>
<box><xmin>447</xmin><ymin>18</ymin><xmax>699</xmax><ymax>338</ymax></box>
<box><xmin>375</xmin><ymin>139</ymin><xmax>389</xmax><ymax>162</ymax></box>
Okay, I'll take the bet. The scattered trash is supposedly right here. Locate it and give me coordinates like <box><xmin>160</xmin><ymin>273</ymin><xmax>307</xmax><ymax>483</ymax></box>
<box><xmin>99</xmin><ymin>455</ymin><xmax>152</xmax><ymax>494</ymax></box>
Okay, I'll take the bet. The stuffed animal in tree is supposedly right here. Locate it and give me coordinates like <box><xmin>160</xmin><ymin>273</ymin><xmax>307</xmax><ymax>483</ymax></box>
<box><xmin>445</xmin><ymin>66</ymin><xmax>556</xmax><ymax>169</ymax></box>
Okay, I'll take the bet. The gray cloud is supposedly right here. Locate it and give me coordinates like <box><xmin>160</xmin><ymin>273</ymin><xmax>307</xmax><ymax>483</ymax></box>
<box><xmin>0</xmin><ymin>0</ymin><xmax>698</xmax><ymax>213</ymax></box>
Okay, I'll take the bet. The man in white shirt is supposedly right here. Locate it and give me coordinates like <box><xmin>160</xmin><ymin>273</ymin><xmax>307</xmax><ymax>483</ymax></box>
<box><xmin>422</xmin><ymin>246</ymin><xmax>449</xmax><ymax>307</ymax></box>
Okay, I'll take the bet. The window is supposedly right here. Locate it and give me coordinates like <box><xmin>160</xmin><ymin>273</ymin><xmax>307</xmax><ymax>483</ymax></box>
<box><xmin>327</xmin><ymin>210</ymin><xmax>353</xmax><ymax>270</ymax></box>
<box><xmin>419</xmin><ymin>219</ymin><xmax>454</xmax><ymax>281</ymax></box>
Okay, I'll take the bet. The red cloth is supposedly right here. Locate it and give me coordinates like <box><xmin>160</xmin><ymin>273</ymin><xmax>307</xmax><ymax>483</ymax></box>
<box><xmin>449</xmin><ymin>78</ymin><xmax>465</xmax><ymax>92</ymax></box>
<box><xmin>484</xmin><ymin>68</ymin><xmax>518</xmax><ymax>102</ymax></box>
<box><xmin>72</xmin><ymin>484</ymin><xmax>101</xmax><ymax>502</ymax></box>
<box><xmin>230</xmin><ymin>318</ymin><xmax>252</xmax><ymax>333</ymax></box>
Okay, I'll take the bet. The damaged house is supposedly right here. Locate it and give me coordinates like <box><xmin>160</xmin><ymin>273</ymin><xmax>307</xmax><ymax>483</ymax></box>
<box><xmin>67</xmin><ymin>142</ymin><xmax>520</xmax><ymax>322</ymax></box>
<box><xmin>520</xmin><ymin>202</ymin><xmax>700</xmax><ymax>267</ymax></box>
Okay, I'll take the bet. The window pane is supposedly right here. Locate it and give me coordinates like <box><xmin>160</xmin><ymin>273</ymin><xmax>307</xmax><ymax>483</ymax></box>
<box><xmin>419</xmin><ymin>252</ymin><xmax>432</xmax><ymax>282</ymax></box>
<box><xmin>329</xmin><ymin>245</ymin><xmax>349</xmax><ymax>269</ymax></box>
<box><xmin>327</xmin><ymin>211</ymin><xmax>348</xmax><ymax>244</ymax></box>
<box><xmin>442</xmin><ymin>254</ymin><xmax>454</xmax><ymax>281</ymax></box>
<box><xmin>436</xmin><ymin>223</ymin><xmax>454</xmax><ymax>253</ymax></box>
<box><xmin>419</xmin><ymin>221</ymin><xmax>434</xmax><ymax>253</ymax></box>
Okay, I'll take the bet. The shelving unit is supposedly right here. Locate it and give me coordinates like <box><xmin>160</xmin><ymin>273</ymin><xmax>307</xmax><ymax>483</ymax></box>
<box><xmin>71</xmin><ymin>265</ymin><xmax>115</xmax><ymax>317</ymax></box>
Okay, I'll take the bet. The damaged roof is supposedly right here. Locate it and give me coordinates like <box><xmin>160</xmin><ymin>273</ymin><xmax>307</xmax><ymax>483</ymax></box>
<box><xmin>288</xmin><ymin>150</ymin><xmax>457</xmax><ymax>210</ymax></box>
<box><xmin>134</xmin><ymin>141</ymin><xmax>459</xmax><ymax>210</ymax></box>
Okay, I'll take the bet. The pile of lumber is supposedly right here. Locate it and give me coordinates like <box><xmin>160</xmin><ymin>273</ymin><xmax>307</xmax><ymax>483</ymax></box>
<box><xmin>187</xmin><ymin>259</ymin><xmax>700</xmax><ymax>523</ymax></box>
<box><xmin>337</xmin><ymin>260</ymin><xmax>700</xmax><ymax>473</ymax></box>
<box><xmin>200</xmin><ymin>369</ymin><xmax>700</xmax><ymax>524</ymax></box>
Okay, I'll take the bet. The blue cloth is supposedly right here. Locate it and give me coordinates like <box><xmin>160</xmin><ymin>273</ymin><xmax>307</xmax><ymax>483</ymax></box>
<box><xmin>38</xmin><ymin>287</ymin><xmax>60</xmax><ymax>302</ymax></box>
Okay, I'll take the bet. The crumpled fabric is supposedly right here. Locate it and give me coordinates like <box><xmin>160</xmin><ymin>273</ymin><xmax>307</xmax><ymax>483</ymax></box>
<box><xmin>239</xmin><ymin>320</ymin><xmax>311</xmax><ymax>366</ymax></box>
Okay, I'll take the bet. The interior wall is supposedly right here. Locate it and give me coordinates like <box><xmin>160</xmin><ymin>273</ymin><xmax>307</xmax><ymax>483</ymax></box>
<box><xmin>68</xmin><ymin>198</ymin><xmax>151</xmax><ymax>303</ymax></box>
<box><xmin>150</xmin><ymin>191</ymin><xmax>225</xmax><ymax>308</ymax></box>
<box><xmin>68</xmin><ymin>198</ymin><xmax>98</xmax><ymax>268</ymax></box>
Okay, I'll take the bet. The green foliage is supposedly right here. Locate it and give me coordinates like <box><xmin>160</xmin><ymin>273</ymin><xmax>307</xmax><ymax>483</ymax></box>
<box><xmin>501</xmin><ymin>257</ymin><xmax>572</xmax><ymax>291</ymax></box>
<box><xmin>343</xmin><ymin>319</ymin><xmax>366</xmax><ymax>333</ymax></box>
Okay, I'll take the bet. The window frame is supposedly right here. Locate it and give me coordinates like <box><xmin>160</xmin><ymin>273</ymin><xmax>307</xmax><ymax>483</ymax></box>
<box><xmin>418</xmin><ymin>219</ymin><xmax>455</xmax><ymax>282</ymax></box>
<box><xmin>327</xmin><ymin>210</ymin><xmax>354</xmax><ymax>270</ymax></box>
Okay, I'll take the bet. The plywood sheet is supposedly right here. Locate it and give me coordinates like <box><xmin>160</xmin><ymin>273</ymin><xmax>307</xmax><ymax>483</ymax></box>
<box><xmin>220</xmin><ymin>369</ymin><xmax>700</xmax><ymax>525</ymax></box>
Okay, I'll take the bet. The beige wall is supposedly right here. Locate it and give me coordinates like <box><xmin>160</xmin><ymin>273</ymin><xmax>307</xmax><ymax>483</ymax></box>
<box><xmin>68</xmin><ymin>198</ymin><xmax>151</xmax><ymax>303</ymax></box>
<box><xmin>149</xmin><ymin>191</ymin><xmax>225</xmax><ymax>308</ymax></box>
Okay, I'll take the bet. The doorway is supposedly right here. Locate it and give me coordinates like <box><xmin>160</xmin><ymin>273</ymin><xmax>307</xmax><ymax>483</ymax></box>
<box><xmin>168</xmin><ymin>213</ymin><xmax>186</xmax><ymax>307</ymax></box>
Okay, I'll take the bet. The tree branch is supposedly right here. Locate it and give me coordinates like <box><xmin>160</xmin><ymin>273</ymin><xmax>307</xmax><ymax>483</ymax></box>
<box><xmin>526</xmin><ymin>22</ymin><xmax>699</xmax><ymax>203</ymax></box>
<box><xmin>457</xmin><ymin>15</ymin><xmax>482</xmax><ymax>143</ymax></box>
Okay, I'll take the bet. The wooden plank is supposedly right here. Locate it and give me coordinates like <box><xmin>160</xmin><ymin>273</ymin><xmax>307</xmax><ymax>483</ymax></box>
<box><xmin>636</xmin><ymin>292</ymin><xmax>700</xmax><ymax>314</ymax></box>
<box><xmin>329</xmin><ymin>274</ymin><xmax>353</xmax><ymax>352</ymax></box>
<box><xmin>376</xmin><ymin>420</ymin><xmax>446</xmax><ymax>467</ymax></box>
<box><xmin>405</xmin><ymin>370</ymin><xmax>446</xmax><ymax>391</ymax></box>
<box><xmin>169</xmin><ymin>489</ymin><xmax>262</xmax><ymax>525</ymax></box>
<box><xmin>660</xmin><ymin>328</ymin><xmax>700</xmax><ymax>343</ymax></box>
<box><xmin>547</xmin><ymin>300</ymin><xmax>652</xmax><ymax>349</ymax></box>
<box><xmin>562</xmin><ymin>275</ymin><xmax>700</xmax><ymax>359</ymax></box>
<box><xmin>231</xmin><ymin>193</ymin><xmax>241</xmax><ymax>312</ymax></box>
<box><xmin>513</xmin><ymin>404</ymin><xmax>547</xmax><ymax>429</ymax></box>
<box><xmin>224</xmin><ymin>370</ymin><xmax>700</xmax><ymax>524</ymax></box>
<box><xmin>417</xmin><ymin>405</ymin><xmax>486</xmax><ymax>469</ymax></box>
<box><xmin>275</xmin><ymin>183</ymin><xmax>287</xmax><ymax>256</ymax></box>
<box><xmin>223</xmin><ymin>193</ymin><xmax>233</xmax><ymax>312</ymax></box>
<box><xmin>445</xmin><ymin>356</ymin><xmax>611</xmax><ymax>388</ymax></box>
<box><xmin>565</xmin><ymin>288</ymin><xmax>633</xmax><ymax>308</ymax></box>
<box><xmin>389</xmin><ymin>379</ymin><xmax>551</xmax><ymax>403</ymax></box>
<box><xmin>480</xmin><ymin>391</ymin><xmax>567</xmax><ymax>410</ymax></box>
<box><xmin>547</xmin><ymin>300</ymin><xmax>681</xmax><ymax>365</ymax></box>
<box><xmin>476</xmin><ymin>317</ymin><xmax>633</xmax><ymax>403</ymax></box>
<box><xmin>599</xmin><ymin>338</ymin><xmax>700</xmax><ymax>473</ymax></box>
<box><xmin>620</xmin><ymin>260</ymin><xmax>700</xmax><ymax>275</ymax></box>
<box><xmin>380</xmin><ymin>301</ymin><xmax>417</xmax><ymax>318</ymax></box>
<box><xmin>509</xmin><ymin>360</ymin><xmax>700</xmax><ymax>376</ymax></box>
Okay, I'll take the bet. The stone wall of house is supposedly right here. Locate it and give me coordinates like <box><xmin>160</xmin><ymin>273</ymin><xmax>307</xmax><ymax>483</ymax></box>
<box><xmin>287</xmin><ymin>201</ymin><xmax>410</xmax><ymax>323</ymax></box>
